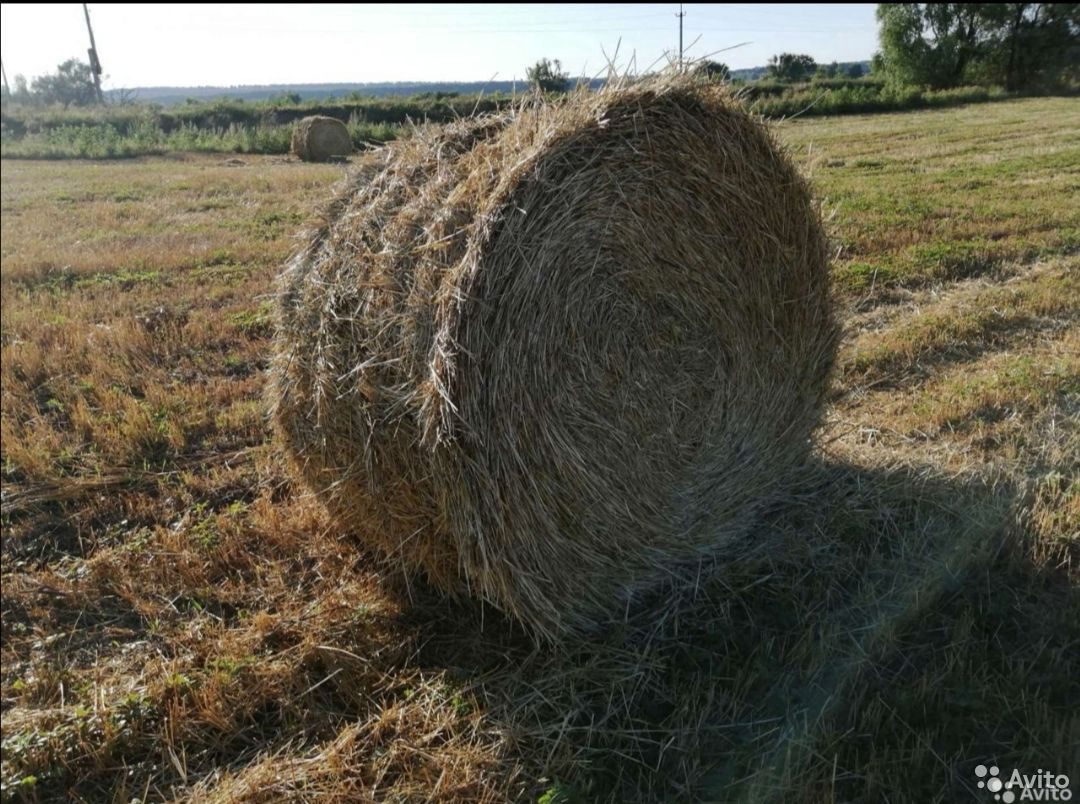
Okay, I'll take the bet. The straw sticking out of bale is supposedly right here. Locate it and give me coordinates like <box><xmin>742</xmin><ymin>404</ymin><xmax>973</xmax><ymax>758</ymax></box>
<box><xmin>270</xmin><ymin>76</ymin><xmax>839</xmax><ymax>639</ymax></box>
<box><xmin>291</xmin><ymin>115</ymin><xmax>352</xmax><ymax>162</ymax></box>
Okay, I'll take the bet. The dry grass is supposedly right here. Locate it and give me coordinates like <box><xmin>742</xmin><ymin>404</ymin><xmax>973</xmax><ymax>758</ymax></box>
<box><xmin>2</xmin><ymin>98</ymin><xmax>1078</xmax><ymax>803</ymax></box>
<box><xmin>271</xmin><ymin>79</ymin><xmax>838</xmax><ymax>639</ymax></box>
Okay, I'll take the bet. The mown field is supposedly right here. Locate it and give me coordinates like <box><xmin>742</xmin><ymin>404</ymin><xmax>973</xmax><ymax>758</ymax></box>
<box><xmin>1</xmin><ymin>97</ymin><xmax>1078</xmax><ymax>802</ymax></box>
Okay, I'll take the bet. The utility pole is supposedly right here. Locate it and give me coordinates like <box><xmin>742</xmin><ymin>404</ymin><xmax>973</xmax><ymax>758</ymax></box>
<box><xmin>82</xmin><ymin>3</ymin><xmax>104</xmax><ymax>104</ymax></box>
<box><xmin>1</xmin><ymin>59</ymin><xmax>10</xmax><ymax>98</ymax></box>
<box><xmin>676</xmin><ymin>4</ymin><xmax>687</xmax><ymax>70</ymax></box>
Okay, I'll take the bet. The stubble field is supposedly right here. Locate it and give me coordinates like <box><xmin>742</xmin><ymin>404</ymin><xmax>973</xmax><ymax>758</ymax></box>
<box><xmin>1</xmin><ymin>96</ymin><xmax>1077</xmax><ymax>802</ymax></box>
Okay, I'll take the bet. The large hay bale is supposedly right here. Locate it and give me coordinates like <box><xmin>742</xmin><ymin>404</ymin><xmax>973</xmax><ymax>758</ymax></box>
<box><xmin>270</xmin><ymin>77</ymin><xmax>839</xmax><ymax>639</ymax></box>
<box><xmin>291</xmin><ymin>115</ymin><xmax>352</xmax><ymax>162</ymax></box>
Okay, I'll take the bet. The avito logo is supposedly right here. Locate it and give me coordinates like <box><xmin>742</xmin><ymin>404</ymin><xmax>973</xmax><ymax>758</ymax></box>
<box><xmin>975</xmin><ymin>765</ymin><xmax>1072</xmax><ymax>802</ymax></box>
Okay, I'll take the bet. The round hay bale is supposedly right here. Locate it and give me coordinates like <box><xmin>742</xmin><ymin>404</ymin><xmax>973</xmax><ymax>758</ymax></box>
<box><xmin>270</xmin><ymin>77</ymin><xmax>838</xmax><ymax>639</ymax></box>
<box><xmin>291</xmin><ymin>115</ymin><xmax>352</xmax><ymax>162</ymax></box>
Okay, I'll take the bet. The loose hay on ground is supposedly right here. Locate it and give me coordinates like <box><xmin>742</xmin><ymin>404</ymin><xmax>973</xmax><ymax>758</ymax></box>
<box><xmin>270</xmin><ymin>77</ymin><xmax>839</xmax><ymax>639</ymax></box>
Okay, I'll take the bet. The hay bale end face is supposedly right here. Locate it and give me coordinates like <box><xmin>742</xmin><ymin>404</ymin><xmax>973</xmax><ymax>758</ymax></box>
<box><xmin>291</xmin><ymin>115</ymin><xmax>352</xmax><ymax>162</ymax></box>
<box><xmin>270</xmin><ymin>78</ymin><xmax>839</xmax><ymax>639</ymax></box>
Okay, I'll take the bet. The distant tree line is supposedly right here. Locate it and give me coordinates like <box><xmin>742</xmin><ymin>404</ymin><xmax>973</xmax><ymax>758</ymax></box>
<box><xmin>520</xmin><ymin>4</ymin><xmax>1075</xmax><ymax>92</ymax></box>
<box><xmin>4</xmin><ymin>59</ymin><xmax>100</xmax><ymax>108</ymax></box>
<box><xmin>3</xmin><ymin>4</ymin><xmax>1075</xmax><ymax>117</ymax></box>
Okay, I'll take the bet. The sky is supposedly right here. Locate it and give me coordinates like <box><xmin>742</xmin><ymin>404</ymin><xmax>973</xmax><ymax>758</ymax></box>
<box><xmin>0</xmin><ymin>3</ymin><xmax>880</xmax><ymax>89</ymax></box>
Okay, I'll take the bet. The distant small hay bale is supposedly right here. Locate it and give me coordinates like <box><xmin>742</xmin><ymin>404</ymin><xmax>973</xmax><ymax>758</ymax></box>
<box><xmin>270</xmin><ymin>76</ymin><xmax>839</xmax><ymax>639</ymax></box>
<box><xmin>291</xmin><ymin>115</ymin><xmax>352</xmax><ymax>162</ymax></box>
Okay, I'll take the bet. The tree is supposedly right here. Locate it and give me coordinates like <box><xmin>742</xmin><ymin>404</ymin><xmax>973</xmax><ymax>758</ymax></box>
<box><xmin>526</xmin><ymin>58</ymin><xmax>569</xmax><ymax>93</ymax></box>
<box><xmin>984</xmin><ymin>3</ymin><xmax>1080</xmax><ymax>90</ymax></box>
<box><xmin>694</xmin><ymin>60</ymin><xmax>731</xmax><ymax>81</ymax></box>
<box><xmin>111</xmin><ymin>87</ymin><xmax>139</xmax><ymax>106</ymax></box>
<box><xmin>12</xmin><ymin>74</ymin><xmax>31</xmax><ymax>103</ymax></box>
<box><xmin>766</xmin><ymin>53</ymin><xmax>817</xmax><ymax>82</ymax></box>
<box><xmin>31</xmin><ymin>59</ymin><xmax>98</xmax><ymax>107</ymax></box>
<box><xmin>846</xmin><ymin>63</ymin><xmax>866</xmax><ymax>78</ymax></box>
<box><xmin>875</xmin><ymin>4</ymin><xmax>1079</xmax><ymax>90</ymax></box>
<box><xmin>876</xmin><ymin>4</ymin><xmax>991</xmax><ymax>87</ymax></box>
<box><xmin>271</xmin><ymin>91</ymin><xmax>303</xmax><ymax>105</ymax></box>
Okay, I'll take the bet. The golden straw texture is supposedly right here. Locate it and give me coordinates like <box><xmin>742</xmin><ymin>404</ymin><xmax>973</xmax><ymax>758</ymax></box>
<box><xmin>270</xmin><ymin>76</ymin><xmax>839</xmax><ymax>639</ymax></box>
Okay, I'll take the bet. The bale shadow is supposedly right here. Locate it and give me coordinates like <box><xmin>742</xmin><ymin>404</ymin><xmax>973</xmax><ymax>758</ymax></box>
<box><xmin>6</xmin><ymin>457</ymin><xmax>1072</xmax><ymax>803</ymax></box>
<box><xmin>396</xmin><ymin>457</ymin><xmax>1078</xmax><ymax>803</ymax></box>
